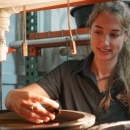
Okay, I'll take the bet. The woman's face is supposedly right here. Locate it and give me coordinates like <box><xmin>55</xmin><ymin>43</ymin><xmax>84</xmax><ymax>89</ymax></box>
<box><xmin>90</xmin><ymin>11</ymin><xmax>128</xmax><ymax>61</ymax></box>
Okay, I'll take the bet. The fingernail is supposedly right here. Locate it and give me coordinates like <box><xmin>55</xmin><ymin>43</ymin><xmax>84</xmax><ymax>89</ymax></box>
<box><xmin>51</xmin><ymin>115</ymin><xmax>55</xmax><ymax>120</ymax></box>
<box><xmin>45</xmin><ymin>119</ymin><xmax>50</xmax><ymax>122</ymax></box>
<box><xmin>40</xmin><ymin>120</ymin><xmax>44</xmax><ymax>123</ymax></box>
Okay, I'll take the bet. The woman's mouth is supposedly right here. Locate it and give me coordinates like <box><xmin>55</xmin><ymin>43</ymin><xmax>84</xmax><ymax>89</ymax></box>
<box><xmin>99</xmin><ymin>48</ymin><xmax>111</xmax><ymax>52</ymax></box>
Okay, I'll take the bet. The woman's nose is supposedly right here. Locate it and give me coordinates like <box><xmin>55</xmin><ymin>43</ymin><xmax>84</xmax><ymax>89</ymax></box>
<box><xmin>101</xmin><ymin>35</ymin><xmax>110</xmax><ymax>45</ymax></box>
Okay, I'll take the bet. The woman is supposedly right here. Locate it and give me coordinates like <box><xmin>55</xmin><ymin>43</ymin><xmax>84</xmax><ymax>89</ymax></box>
<box><xmin>5</xmin><ymin>1</ymin><xmax>130</xmax><ymax>125</ymax></box>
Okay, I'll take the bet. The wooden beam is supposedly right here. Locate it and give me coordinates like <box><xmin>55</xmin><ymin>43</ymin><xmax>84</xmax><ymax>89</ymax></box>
<box><xmin>30</xmin><ymin>28</ymin><xmax>89</xmax><ymax>40</ymax></box>
<box><xmin>20</xmin><ymin>0</ymin><xmax>117</xmax><ymax>12</ymax></box>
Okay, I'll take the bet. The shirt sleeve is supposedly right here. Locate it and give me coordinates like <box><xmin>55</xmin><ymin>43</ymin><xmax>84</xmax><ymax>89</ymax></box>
<box><xmin>35</xmin><ymin>59</ymin><xmax>80</xmax><ymax>100</ymax></box>
<box><xmin>35</xmin><ymin>62</ymin><xmax>64</xmax><ymax>100</ymax></box>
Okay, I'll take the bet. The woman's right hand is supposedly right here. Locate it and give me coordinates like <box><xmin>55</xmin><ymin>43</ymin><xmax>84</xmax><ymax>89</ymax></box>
<box><xmin>5</xmin><ymin>89</ymin><xmax>59</xmax><ymax>124</ymax></box>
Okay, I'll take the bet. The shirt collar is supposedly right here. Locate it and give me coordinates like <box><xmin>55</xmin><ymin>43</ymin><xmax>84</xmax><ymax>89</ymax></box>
<box><xmin>72</xmin><ymin>52</ymin><xmax>94</xmax><ymax>75</ymax></box>
<box><xmin>71</xmin><ymin>51</ymin><xmax>125</xmax><ymax>91</ymax></box>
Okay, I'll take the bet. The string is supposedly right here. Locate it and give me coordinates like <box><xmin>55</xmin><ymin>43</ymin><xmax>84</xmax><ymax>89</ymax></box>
<box><xmin>67</xmin><ymin>0</ymin><xmax>77</xmax><ymax>54</ymax></box>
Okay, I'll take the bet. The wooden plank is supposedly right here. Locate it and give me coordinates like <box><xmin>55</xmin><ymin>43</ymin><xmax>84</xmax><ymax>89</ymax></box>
<box><xmin>30</xmin><ymin>28</ymin><xmax>89</xmax><ymax>40</ymax></box>
<box><xmin>20</xmin><ymin>0</ymin><xmax>117</xmax><ymax>12</ymax></box>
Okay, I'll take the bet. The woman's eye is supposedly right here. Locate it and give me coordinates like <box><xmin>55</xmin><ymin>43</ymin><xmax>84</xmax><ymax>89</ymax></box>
<box><xmin>94</xmin><ymin>31</ymin><xmax>102</xmax><ymax>34</ymax></box>
<box><xmin>110</xmin><ymin>34</ymin><xmax>119</xmax><ymax>37</ymax></box>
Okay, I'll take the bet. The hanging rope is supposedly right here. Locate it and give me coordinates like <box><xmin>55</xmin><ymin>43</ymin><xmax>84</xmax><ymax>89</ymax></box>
<box><xmin>22</xmin><ymin>5</ymin><xmax>28</xmax><ymax>56</ymax></box>
<box><xmin>67</xmin><ymin>0</ymin><xmax>77</xmax><ymax>54</ymax></box>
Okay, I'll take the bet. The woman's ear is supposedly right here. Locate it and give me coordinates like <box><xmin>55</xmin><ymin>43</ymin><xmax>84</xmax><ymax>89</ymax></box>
<box><xmin>124</xmin><ymin>32</ymin><xmax>129</xmax><ymax>42</ymax></box>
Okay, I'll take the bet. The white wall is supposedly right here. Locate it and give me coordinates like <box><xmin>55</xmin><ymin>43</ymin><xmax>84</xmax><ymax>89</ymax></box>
<box><xmin>2</xmin><ymin>14</ymin><xmax>25</xmax><ymax>109</ymax></box>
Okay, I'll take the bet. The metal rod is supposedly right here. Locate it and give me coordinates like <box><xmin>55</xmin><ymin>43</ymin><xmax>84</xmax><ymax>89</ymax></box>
<box><xmin>9</xmin><ymin>34</ymin><xmax>91</xmax><ymax>48</ymax></box>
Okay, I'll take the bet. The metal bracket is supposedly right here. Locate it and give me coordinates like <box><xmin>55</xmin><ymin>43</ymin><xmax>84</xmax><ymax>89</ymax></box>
<box><xmin>29</xmin><ymin>46</ymin><xmax>41</xmax><ymax>56</ymax></box>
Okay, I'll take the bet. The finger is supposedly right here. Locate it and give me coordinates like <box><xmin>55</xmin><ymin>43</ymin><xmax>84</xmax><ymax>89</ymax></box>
<box><xmin>15</xmin><ymin>108</ymin><xmax>42</xmax><ymax>123</ymax></box>
<box><xmin>21</xmin><ymin>112</ymin><xmax>44</xmax><ymax>124</ymax></box>
<box><xmin>17</xmin><ymin>95</ymin><xmax>57</xmax><ymax>109</ymax></box>
<box><xmin>22</xmin><ymin>112</ymin><xmax>50</xmax><ymax>123</ymax></box>
<box><xmin>16</xmin><ymin>105</ymin><xmax>51</xmax><ymax>123</ymax></box>
<box><xmin>20</xmin><ymin>102</ymin><xmax>55</xmax><ymax>121</ymax></box>
<box><xmin>31</xmin><ymin>94</ymin><xmax>59</xmax><ymax>108</ymax></box>
<box><xmin>33</xmin><ymin>102</ymin><xmax>56</xmax><ymax>120</ymax></box>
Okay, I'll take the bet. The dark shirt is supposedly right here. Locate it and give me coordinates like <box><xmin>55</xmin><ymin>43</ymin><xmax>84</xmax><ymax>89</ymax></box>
<box><xmin>36</xmin><ymin>52</ymin><xmax>130</xmax><ymax>125</ymax></box>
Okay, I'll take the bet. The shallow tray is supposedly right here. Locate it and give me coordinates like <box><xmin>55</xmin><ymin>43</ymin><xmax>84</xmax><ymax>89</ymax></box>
<box><xmin>0</xmin><ymin>110</ymin><xmax>95</xmax><ymax>130</ymax></box>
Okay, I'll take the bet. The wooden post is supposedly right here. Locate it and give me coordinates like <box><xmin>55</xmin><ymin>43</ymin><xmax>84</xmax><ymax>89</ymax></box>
<box><xmin>0</xmin><ymin>62</ymin><xmax>2</xmax><ymax>110</ymax></box>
